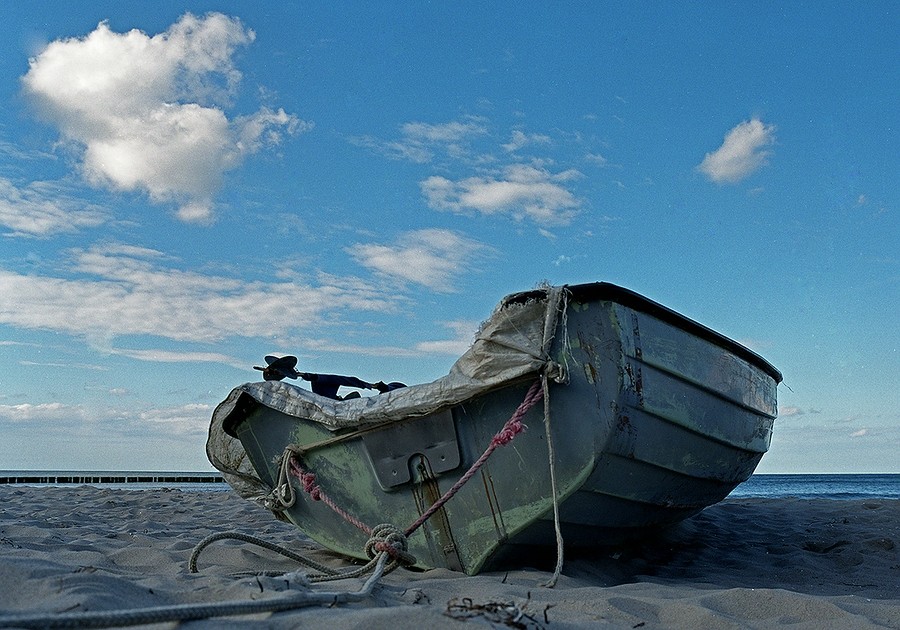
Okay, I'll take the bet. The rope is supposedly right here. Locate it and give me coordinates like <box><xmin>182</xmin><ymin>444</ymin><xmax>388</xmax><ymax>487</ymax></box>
<box><xmin>537</xmin><ymin>286</ymin><xmax>568</xmax><ymax>588</ymax></box>
<box><xmin>261</xmin><ymin>285</ymin><xmax>570</xmax><ymax>581</ymax></box>
<box><xmin>276</xmin><ymin>376</ymin><xmax>563</xmax><ymax>582</ymax></box>
<box><xmin>285</xmin><ymin>380</ymin><xmax>542</xmax><ymax>542</ymax></box>
<box><xmin>290</xmin><ymin>462</ymin><xmax>374</xmax><ymax>535</ymax></box>
<box><xmin>189</xmin><ymin>525</ymin><xmax>414</xmax><ymax>584</ymax></box>
<box><xmin>403</xmin><ymin>380</ymin><xmax>543</xmax><ymax>537</ymax></box>
<box><xmin>539</xmin><ymin>372</ymin><xmax>564</xmax><ymax>588</ymax></box>
<box><xmin>237</xmin><ymin>378</ymin><xmax>546</xmax><ymax>577</ymax></box>
<box><xmin>185</xmin><ymin>379</ymin><xmax>545</xmax><ymax>597</ymax></box>
<box><xmin>0</xmin><ymin>553</ymin><xmax>390</xmax><ymax>629</ymax></box>
<box><xmin>189</xmin><ymin>531</ymin><xmax>337</xmax><ymax>576</ymax></box>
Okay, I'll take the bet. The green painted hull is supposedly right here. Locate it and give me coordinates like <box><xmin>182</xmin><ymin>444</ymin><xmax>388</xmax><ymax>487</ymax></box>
<box><xmin>215</xmin><ymin>283</ymin><xmax>781</xmax><ymax>574</ymax></box>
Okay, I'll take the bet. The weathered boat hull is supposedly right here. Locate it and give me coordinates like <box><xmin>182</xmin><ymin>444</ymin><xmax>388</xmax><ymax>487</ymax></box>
<box><xmin>211</xmin><ymin>283</ymin><xmax>781</xmax><ymax>574</ymax></box>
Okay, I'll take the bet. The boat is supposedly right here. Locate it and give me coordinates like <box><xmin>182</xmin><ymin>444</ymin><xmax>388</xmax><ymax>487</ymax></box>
<box><xmin>207</xmin><ymin>282</ymin><xmax>782</xmax><ymax>575</ymax></box>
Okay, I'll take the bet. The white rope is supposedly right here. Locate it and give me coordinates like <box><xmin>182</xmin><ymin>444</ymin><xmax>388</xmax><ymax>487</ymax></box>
<box><xmin>0</xmin><ymin>553</ymin><xmax>389</xmax><ymax>629</ymax></box>
<box><xmin>539</xmin><ymin>372</ymin><xmax>564</xmax><ymax>588</ymax></box>
<box><xmin>538</xmin><ymin>286</ymin><xmax>568</xmax><ymax>588</ymax></box>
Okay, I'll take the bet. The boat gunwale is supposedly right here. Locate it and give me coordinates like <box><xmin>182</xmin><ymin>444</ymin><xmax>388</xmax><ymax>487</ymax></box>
<box><xmin>505</xmin><ymin>281</ymin><xmax>783</xmax><ymax>384</ymax></box>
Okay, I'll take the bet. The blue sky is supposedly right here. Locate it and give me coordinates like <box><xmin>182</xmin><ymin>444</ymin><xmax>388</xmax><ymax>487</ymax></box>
<box><xmin>0</xmin><ymin>3</ymin><xmax>896</xmax><ymax>473</ymax></box>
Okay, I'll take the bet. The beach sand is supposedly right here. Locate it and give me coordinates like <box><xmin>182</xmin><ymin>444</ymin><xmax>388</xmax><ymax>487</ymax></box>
<box><xmin>0</xmin><ymin>487</ymin><xmax>897</xmax><ymax>629</ymax></box>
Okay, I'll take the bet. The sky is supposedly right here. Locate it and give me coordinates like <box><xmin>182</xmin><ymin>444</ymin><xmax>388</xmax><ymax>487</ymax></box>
<box><xmin>0</xmin><ymin>3</ymin><xmax>896</xmax><ymax>473</ymax></box>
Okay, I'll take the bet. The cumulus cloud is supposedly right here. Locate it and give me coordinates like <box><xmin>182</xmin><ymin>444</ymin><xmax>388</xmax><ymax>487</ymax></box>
<box><xmin>697</xmin><ymin>118</ymin><xmax>776</xmax><ymax>184</ymax></box>
<box><xmin>0</xmin><ymin>244</ymin><xmax>396</xmax><ymax>344</ymax></box>
<box><xmin>356</xmin><ymin>118</ymin><xmax>588</xmax><ymax>227</ymax></box>
<box><xmin>21</xmin><ymin>13</ymin><xmax>309</xmax><ymax>223</ymax></box>
<box><xmin>346</xmin><ymin>229</ymin><xmax>490</xmax><ymax>292</ymax></box>
<box><xmin>0</xmin><ymin>177</ymin><xmax>109</xmax><ymax>236</ymax></box>
<box><xmin>421</xmin><ymin>164</ymin><xmax>582</xmax><ymax>225</ymax></box>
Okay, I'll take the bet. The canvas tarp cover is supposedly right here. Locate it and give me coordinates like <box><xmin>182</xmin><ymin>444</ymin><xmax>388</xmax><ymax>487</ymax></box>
<box><xmin>206</xmin><ymin>287</ymin><xmax>567</xmax><ymax>501</ymax></box>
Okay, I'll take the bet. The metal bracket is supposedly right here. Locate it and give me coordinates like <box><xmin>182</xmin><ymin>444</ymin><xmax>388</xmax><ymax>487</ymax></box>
<box><xmin>361</xmin><ymin>409</ymin><xmax>461</xmax><ymax>490</ymax></box>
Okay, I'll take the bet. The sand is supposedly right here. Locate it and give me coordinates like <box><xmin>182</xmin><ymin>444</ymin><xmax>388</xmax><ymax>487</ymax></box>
<box><xmin>0</xmin><ymin>487</ymin><xmax>897</xmax><ymax>629</ymax></box>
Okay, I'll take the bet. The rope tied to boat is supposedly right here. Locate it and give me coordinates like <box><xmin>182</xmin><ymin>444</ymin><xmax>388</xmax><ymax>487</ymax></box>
<box><xmin>182</xmin><ymin>378</ymin><xmax>546</xmax><ymax>626</ymax></box>
<box><xmin>287</xmin><ymin>458</ymin><xmax>382</xmax><ymax>537</ymax></box>
<box><xmin>363</xmin><ymin>524</ymin><xmax>415</xmax><ymax>566</ymax></box>
<box><xmin>491</xmin><ymin>414</ymin><xmax>525</xmax><ymax>446</ymax></box>
<box><xmin>297</xmin><ymin>469</ymin><xmax>321</xmax><ymax>500</ymax></box>
<box><xmin>281</xmin><ymin>379</ymin><xmax>544</xmax><ymax>546</ymax></box>
<box><xmin>195</xmin><ymin>378</ymin><xmax>545</xmax><ymax>583</ymax></box>
<box><xmin>206</xmin><ymin>287</ymin><xmax>570</xmax><ymax>593</ymax></box>
<box><xmin>251</xmin><ymin>284</ymin><xmax>572</xmax><ymax>586</ymax></box>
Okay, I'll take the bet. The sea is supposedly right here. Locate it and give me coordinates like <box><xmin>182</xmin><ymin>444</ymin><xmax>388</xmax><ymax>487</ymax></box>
<box><xmin>727</xmin><ymin>474</ymin><xmax>899</xmax><ymax>499</ymax></box>
<box><xmin>0</xmin><ymin>471</ymin><xmax>897</xmax><ymax>499</ymax></box>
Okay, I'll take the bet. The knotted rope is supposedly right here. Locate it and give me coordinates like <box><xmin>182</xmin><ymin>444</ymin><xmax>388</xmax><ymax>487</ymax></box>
<box><xmin>190</xmin><ymin>378</ymin><xmax>545</xmax><ymax>584</ymax></box>
<box><xmin>255</xmin><ymin>285</ymin><xmax>570</xmax><ymax>587</ymax></box>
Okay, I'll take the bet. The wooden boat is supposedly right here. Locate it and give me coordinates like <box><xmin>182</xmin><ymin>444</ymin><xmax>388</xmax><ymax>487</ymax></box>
<box><xmin>207</xmin><ymin>282</ymin><xmax>781</xmax><ymax>575</ymax></box>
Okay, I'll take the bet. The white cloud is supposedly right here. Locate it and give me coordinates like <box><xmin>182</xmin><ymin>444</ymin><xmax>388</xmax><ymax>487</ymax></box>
<box><xmin>21</xmin><ymin>13</ymin><xmax>309</xmax><ymax>223</ymax></box>
<box><xmin>414</xmin><ymin>320</ymin><xmax>479</xmax><ymax>355</ymax></box>
<box><xmin>0</xmin><ymin>401</ymin><xmax>211</xmax><ymax>437</ymax></box>
<box><xmin>0</xmin><ymin>177</ymin><xmax>109</xmax><ymax>236</ymax></box>
<box><xmin>135</xmin><ymin>403</ymin><xmax>213</xmax><ymax>436</ymax></box>
<box><xmin>301</xmin><ymin>338</ymin><xmax>418</xmax><ymax>358</ymax></box>
<box><xmin>0</xmin><ymin>402</ymin><xmax>77</xmax><ymax>422</ymax></box>
<box><xmin>0</xmin><ymin>244</ymin><xmax>397</xmax><ymax>344</ymax></box>
<box><xmin>353</xmin><ymin>118</ymin><xmax>487</xmax><ymax>163</ymax></box>
<box><xmin>347</xmin><ymin>229</ymin><xmax>490</xmax><ymax>292</ymax></box>
<box><xmin>20</xmin><ymin>360</ymin><xmax>107</xmax><ymax>371</ymax></box>
<box><xmin>502</xmin><ymin>129</ymin><xmax>551</xmax><ymax>152</ymax></box>
<box><xmin>401</xmin><ymin>120</ymin><xmax>488</xmax><ymax>144</ymax></box>
<box><xmin>697</xmin><ymin>118</ymin><xmax>776</xmax><ymax>184</ymax></box>
<box><xmin>110</xmin><ymin>348</ymin><xmax>241</xmax><ymax>366</ymax></box>
<box><xmin>421</xmin><ymin>164</ymin><xmax>582</xmax><ymax>225</ymax></box>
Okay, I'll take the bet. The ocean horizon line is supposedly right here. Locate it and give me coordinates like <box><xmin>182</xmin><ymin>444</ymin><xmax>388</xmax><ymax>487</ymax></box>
<box><xmin>1</xmin><ymin>471</ymin><xmax>896</xmax><ymax>499</ymax></box>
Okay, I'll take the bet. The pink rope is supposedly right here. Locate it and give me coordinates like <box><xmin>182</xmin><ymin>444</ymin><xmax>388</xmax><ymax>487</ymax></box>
<box><xmin>290</xmin><ymin>460</ymin><xmax>373</xmax><ymax>535</ymax></box>
<box><xmin>289</xmin><ymin>378</ymin><xmax>544</xmax><ymax>544</ymax></box>
<box><xmin>404</xmin><ymin>380</ymin><xmax>543</xmax><ymax>536</ymax></box>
